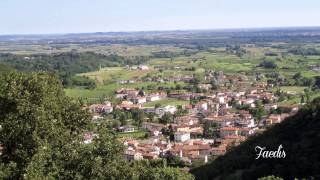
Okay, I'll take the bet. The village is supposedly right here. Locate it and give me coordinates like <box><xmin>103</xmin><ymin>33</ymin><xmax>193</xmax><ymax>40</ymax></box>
<box><xmin>83</xmin><ymin>65</ymin><xmax>301</xmax><ymax>167</ymax></box>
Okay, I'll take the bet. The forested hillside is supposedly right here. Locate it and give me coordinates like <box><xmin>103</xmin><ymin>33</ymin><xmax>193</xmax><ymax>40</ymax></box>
<box><xmin>0</xmin><ymin>52</ymin><xmax>149</xmax><ymax>88</ymax></box>
<box><xmin>191</xmin><ymin>98</ymin><xmax>320</xmax><ymax>180</ymax></box>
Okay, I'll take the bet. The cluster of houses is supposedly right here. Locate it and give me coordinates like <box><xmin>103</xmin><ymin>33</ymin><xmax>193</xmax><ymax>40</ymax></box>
<box><xmin>124</xmin><ymin>138</ymin><xmax>213</xmax><ymax>164</ymax></box>
<box><xmin>115</xmin><ymin>88</ymin><xmax>167</xmax><ymax>105</ymax></box>
<box><xmin>84</xmin><ymin>70</ymin><xmax>302</xmax><ymax>165</ymax></box>
<box><xmin>116</xmin><ymin>75</ymin><xmax>195</xmax><ymax>84</ymax></box>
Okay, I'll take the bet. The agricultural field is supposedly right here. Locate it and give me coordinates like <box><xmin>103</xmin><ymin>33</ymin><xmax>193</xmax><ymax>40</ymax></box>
<box><xmin>63</xmin><ymin>43</ymin><xmax>320</xmax><ymax>104</ymax></box>
<box><xmin>143</xmin><ymin>98</ymin><xmax>189</xmax><ymax>108</ymax></box>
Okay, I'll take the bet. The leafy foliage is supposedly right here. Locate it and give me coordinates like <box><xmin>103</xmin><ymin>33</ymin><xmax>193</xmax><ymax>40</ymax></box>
<box><xmin>0</xmin><ymin>72</ymin><xmax>193</xmax><ymax>180</ymax></box>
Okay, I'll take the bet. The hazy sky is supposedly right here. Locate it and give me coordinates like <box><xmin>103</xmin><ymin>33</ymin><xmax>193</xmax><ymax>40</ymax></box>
<box><xmin>1</xmin><ymin>0</ymin><xmax>320</xmax><ymax>34</ymax></box>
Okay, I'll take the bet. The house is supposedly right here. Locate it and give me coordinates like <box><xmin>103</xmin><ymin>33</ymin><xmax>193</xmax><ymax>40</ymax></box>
<box><xmin>222</xmin><ymin>135</ymin><xmax>246</xmax><ymax>146</ymax></box>
<box><xmin>241</xmin><ymin>98</ymin><xmax>256</xmax><ymax>108</ymax></box>
<box><xmin>174</xmin><ymin>132</ymin><xmax>191</xmax><ymax>142</ymax></box>
<box><xmin>265</xmin><ymin>114</ymin><xmax>290</xmax><ymax>125</ymax></box>
<box><xmin>220</xmin><ymin>127</ymin><xmax>240</xmax><ymax>138</ymax></box>
<box><xmin>175</xmin><ymin>115</ymin><xmax>199</xmax><ymax>126</ymax></box>
<box><xmin>246</xmin><ymin>94</ymin><xmax>260</xmax><ymax>100</ymax></box>
<box><xmin>125</xmin><ymin>150</ymin><xmax>143</xmax><ymax>161</ymax></box>
<box><xmin>124</xmin><ymin>140</ymin><xmax>139</xmax><ymax>148</ymax></box>
<box><xmin>195</xmin><ymin>101</ymin><xmax>208</xmax><ymax>111</ymax></box>
<box><xmin>176</xmin><ymin>126</ymin><xmax>203</xmax><ymax>135</ymax></box>
<box><xmin>119</xmin><ymin>125</ymin><xmax>135</xmax><ymax>133</ymax></box>
<box><xmin>117</xmin><ymin>101</ymin><xmax>141</xmax><ymax>110</ymax></box>
<box><xmin>155</xmin><ymin>105</ymin><xmax>177</xmax><ymax>117</ymax></box>
<box><xmin>238</xmin><ymin>110</ymin><xmax>252</xmax><ymax>119</ymax></box>
<box><xmin>217</xmin><ymin>96</ymin><xmax>225</xmax><ymax>104</ymax></box>
<box><xmin>138</xmin><ymin>65</ymin><xmax>149</xmax><ymax>70</ymax></box>
<box><xmin>239</xmin><ymin>128</ymin><xmax>257</xmax><ymax>137</ymax></box>
<box><xmin>115</xmin><ymin>88</ymin><xmax>139</xmax><ymax>98</ymax></box>
<box><xmin>204</xmin><ymin>114</ymin><xmax>238</xmax><ymax>127</ymax></box>
<box><xmin>236</xmin><ymin>89</ymin><xmax>246</xmax><ymax>96</ymax></box>
<box><xmin>142</xmin><ymin>122</ymin><xmax>165</xmax><ymax>136</ymax></box>
<box><xmin>132</xmin><ymin>96</ymin><xmax>147</xmax><ymax>104</ymax></box>
<box><xmin>265</xmin><ymin>113</ymin><xmax>290</xmax><ymax>126</ymax></box>
<box><xmin>142</xmin><ymin>153</ymin><xmax>159</xmax><ymax>160</ymax></box>
<box><xmin>264</xmin><ymin>104</ymin><xmax>278</xmax><ymax>112</ymax></box>
<box><xmin>210</xmin><ymin>145</ymin><xmax>227</xmax><ymax>156</ymax></box>
<box><xmin>89</xmin><ymin>103</ymin><xmax>113</xmax><ymax>114</ymax></box>
<box><xmin>142</xmin><ymin>122</ymin><xmax>166</xmax><ymax>130</ymax></box>
<box><xmin>146</xmin><ymin>93</ymin><xmax>161</xmax><ymax>102</ymax></box>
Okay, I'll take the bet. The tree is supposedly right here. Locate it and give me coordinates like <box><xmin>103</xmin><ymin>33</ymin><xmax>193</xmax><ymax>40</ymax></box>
<box><xmin>0</xmin><ymin>72</ymin><xmax>91</xmax><ymax>178</ymax></box>
<box><xmin>0</xmin><ymin>72</ymin><xmax>194</xmax><ymax>179</ymax></box>
<box><xmin>304</xmin><ymin>88</ymin><xmax>311</xmax><ymax>103</ymax></box>
<box><xmin>155</xmin><ymin>103</ymin><xmax>161</xmax><ymax>109</ymax></box>
<box><xmin>251</xmin><ymin>100</ymin><xmax>266</xmax><ymax>122</ymax></box>
<box><xmin>300</xmin><ymin>95</ymin><xmax>305</xmax><ymax>104</ymax></box>
<box><xmin>138</xmin><ymin>90</ymin><xmax>145</xmax><ymax>96</ymax></box>
<box><xmin>259</xmin><ymin>60</ymin><xmax>277</xmax><ymax>69</ymax></box>
<box><xmin>159</xmin><ymin>113</ymin><xmax>173</xmax><ymax>124</ymax></box>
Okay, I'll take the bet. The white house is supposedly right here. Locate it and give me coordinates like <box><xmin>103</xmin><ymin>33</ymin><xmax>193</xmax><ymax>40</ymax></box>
<box><xmin>132</xmin><ymin>96</ymin><xmax>147</xmax><ymax>104</ymax></box>
<box><xmin>119</xmin><ymin>125</ymin><xmax>135</xmax><ymax>133</ymax></box>
<box><xmin>218</xmin><ymin>96</ymin><xmax>225</xmax><ymax>104</ymax></box>
<box><xmin>138</xmin><ymin>65</ymin><xmax>149</xmax><ymax>70</ymax></box>
<box><xmin>174</xmin><ymin>132</ymin><xmax>191</xmax><ymax>142</ymax></box>
<box><xmin>155</xmin><ymin>105</ymin><xmax>177</xmax><ymax>117</ymax></box>
<box><xmin>146</xmin><ymin>94</ymin><xmax>160</xmax><ymax>102</ymax></box>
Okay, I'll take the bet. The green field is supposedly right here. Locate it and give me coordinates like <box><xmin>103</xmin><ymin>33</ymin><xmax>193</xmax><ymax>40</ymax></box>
<box><xmin>116</xmin><ymin>130</ymin><xmax>148</xmax><ymax>139</ymax></box>
<box><xmin>278</xmin><ymin>86</ymin><xmax>308</xmax><ymax>94</ymax></box>
<box><xmin>79</xmin><ymin>67</ymin><xmax>154</xmax><ymax>84</ymax></box>
<box><xmin>279</xmin><ymin>91</ymin><xmax>320</xmax><ymax>105</ymax></box>
<box><xmin>143</xmin><ymin>98</ymin><xmax>189</xmax><ymax>107</ymax></box>
<box><xmin>65</xmin><ymin>79</ymin><xmax>187</xmax><ymax>103</ymax></box>
<box><xmin>62</xmin><ymin>43</ymin><xmax>320</xmax><ymax>104</ymax></box>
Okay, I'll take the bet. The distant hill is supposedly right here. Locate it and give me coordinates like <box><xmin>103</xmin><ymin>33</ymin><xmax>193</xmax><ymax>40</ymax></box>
<box><xmin>1</xmin><ymin>27</ymin><xmax>320</xmax><ymax>46</ymax></box>
<box><xmin>191</xmin><ymin>98</ymin><xmax>320</xmax><ymax>180</ymax></box>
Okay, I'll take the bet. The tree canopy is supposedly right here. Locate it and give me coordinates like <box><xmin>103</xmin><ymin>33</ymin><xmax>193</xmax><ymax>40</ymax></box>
<box><xmin>0</xmin><ymin>72</ymin><xmax>193</xmax><ymax>179</ymax></box>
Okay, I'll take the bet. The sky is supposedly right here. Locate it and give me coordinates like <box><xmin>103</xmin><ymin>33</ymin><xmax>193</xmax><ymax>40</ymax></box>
<box><xmin>1</xmin><ymin>0</ymin><xmax>320</xmax><ymax>35</ymax></box>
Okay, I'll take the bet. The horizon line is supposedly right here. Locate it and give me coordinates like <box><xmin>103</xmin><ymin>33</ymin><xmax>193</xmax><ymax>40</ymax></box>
<box><xmin>1</xmin><ymin>25</ymin><xmax>320</xmax><ymax>37</ymax></box>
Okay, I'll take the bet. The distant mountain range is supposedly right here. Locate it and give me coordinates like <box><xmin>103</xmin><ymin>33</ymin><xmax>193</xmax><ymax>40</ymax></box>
<box><xmin>1</xmin><ymin>26</ymin><xmax>320</xmax><ymax>44</ymax></box>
